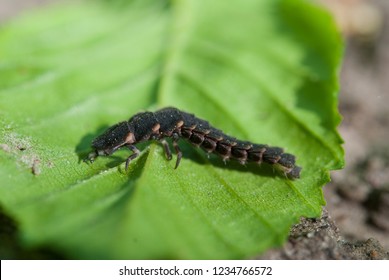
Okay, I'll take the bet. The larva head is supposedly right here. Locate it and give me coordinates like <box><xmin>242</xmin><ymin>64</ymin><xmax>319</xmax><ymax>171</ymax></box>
<box><xmin>85</xmin><ymin>121</ymin><xmax>135</xmax><ymax>162</ymax></box>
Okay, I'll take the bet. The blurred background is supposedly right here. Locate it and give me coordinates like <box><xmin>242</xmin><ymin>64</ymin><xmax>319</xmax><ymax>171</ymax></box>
<box><xmin>1</xmin><ymin>0</ymin><xmax>388</xmax><ymax>256</ymax></box>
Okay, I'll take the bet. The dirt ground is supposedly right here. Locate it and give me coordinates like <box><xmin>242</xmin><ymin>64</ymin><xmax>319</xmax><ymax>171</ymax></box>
<box><xmin>1</xmin><ymin>0</ymin><xmax>388</xmax><ymax>259</ymax></box>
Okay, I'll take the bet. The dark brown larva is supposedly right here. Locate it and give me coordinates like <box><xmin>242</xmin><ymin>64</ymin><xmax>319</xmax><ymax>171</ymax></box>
<box><xmin>85</xmin><ymin>107</ymin><xmax>301</xmax><ymax>179</ymax></box>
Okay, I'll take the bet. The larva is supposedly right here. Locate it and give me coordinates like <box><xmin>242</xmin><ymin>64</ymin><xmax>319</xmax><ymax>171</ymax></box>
<box><xmin>85</xmin><ymin>107</ymin><xmax>301</xmax><ymax>179</ymax></box>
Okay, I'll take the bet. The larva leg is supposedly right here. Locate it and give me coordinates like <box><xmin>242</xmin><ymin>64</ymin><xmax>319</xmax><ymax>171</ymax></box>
<box><xmin>160</xmin><ymin>139</ymin><xmax>172</xmax><ymax>160</ymax></box>
<box><xmin>172</xmin><ymin>133</ymin><xmax>182</xmax><ymax>169</ymax></box>
<box><xmin>125</xmin><ymin>145</ymin><xmax>141</xmax><ymax>170</ymax></box>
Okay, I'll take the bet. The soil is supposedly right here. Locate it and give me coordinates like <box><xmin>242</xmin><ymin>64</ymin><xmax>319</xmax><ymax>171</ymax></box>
<box><xmin>0</xmin><ymin>0</ymin><xmax>388</xmax><ymax>259</ymax></box>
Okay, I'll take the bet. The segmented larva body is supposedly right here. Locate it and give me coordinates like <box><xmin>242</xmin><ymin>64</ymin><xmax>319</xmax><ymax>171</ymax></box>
<box><xmin>85</xmin><ymin>107</ymin><xmax>301</xmax><ymax>179</ymax></box>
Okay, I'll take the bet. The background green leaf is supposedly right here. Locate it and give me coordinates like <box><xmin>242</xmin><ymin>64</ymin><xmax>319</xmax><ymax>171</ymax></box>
<box><xmin>0</xmin><ymin>0</ymin><xmax>344</xmax><ymax>259</ymax></box>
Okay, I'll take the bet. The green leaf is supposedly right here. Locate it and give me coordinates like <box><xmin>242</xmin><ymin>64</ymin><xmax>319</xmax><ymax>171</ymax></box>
<box><xmin>0</xmin><ymin>0</ymin><xmax>344</xmax><ymax>259</ymax></box>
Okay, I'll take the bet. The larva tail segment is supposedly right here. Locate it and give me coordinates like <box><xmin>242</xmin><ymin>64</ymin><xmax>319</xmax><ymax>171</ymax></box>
<box><xmin>288</xmin><ymin>166</ymin><xmax>302</xmax><ymax>179</ymax></box>
<box><xmin>259</xmin><ymin>147</ymin><xmax>301</xmax><ymax>179</ymax></box>
<box><xmin>244</xmin><ymin>144</ymin><xmax>301</xmax><ymax>179</ymax></box>
<box><xmin>278</xmin><ymin>153</ymin><xmax>301</xmax><ymax>179</ymax></box>
<box><xmin>179</xmin><ymin>115</ymin><xmax>302</xmax><ymax>179</ymax></box>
